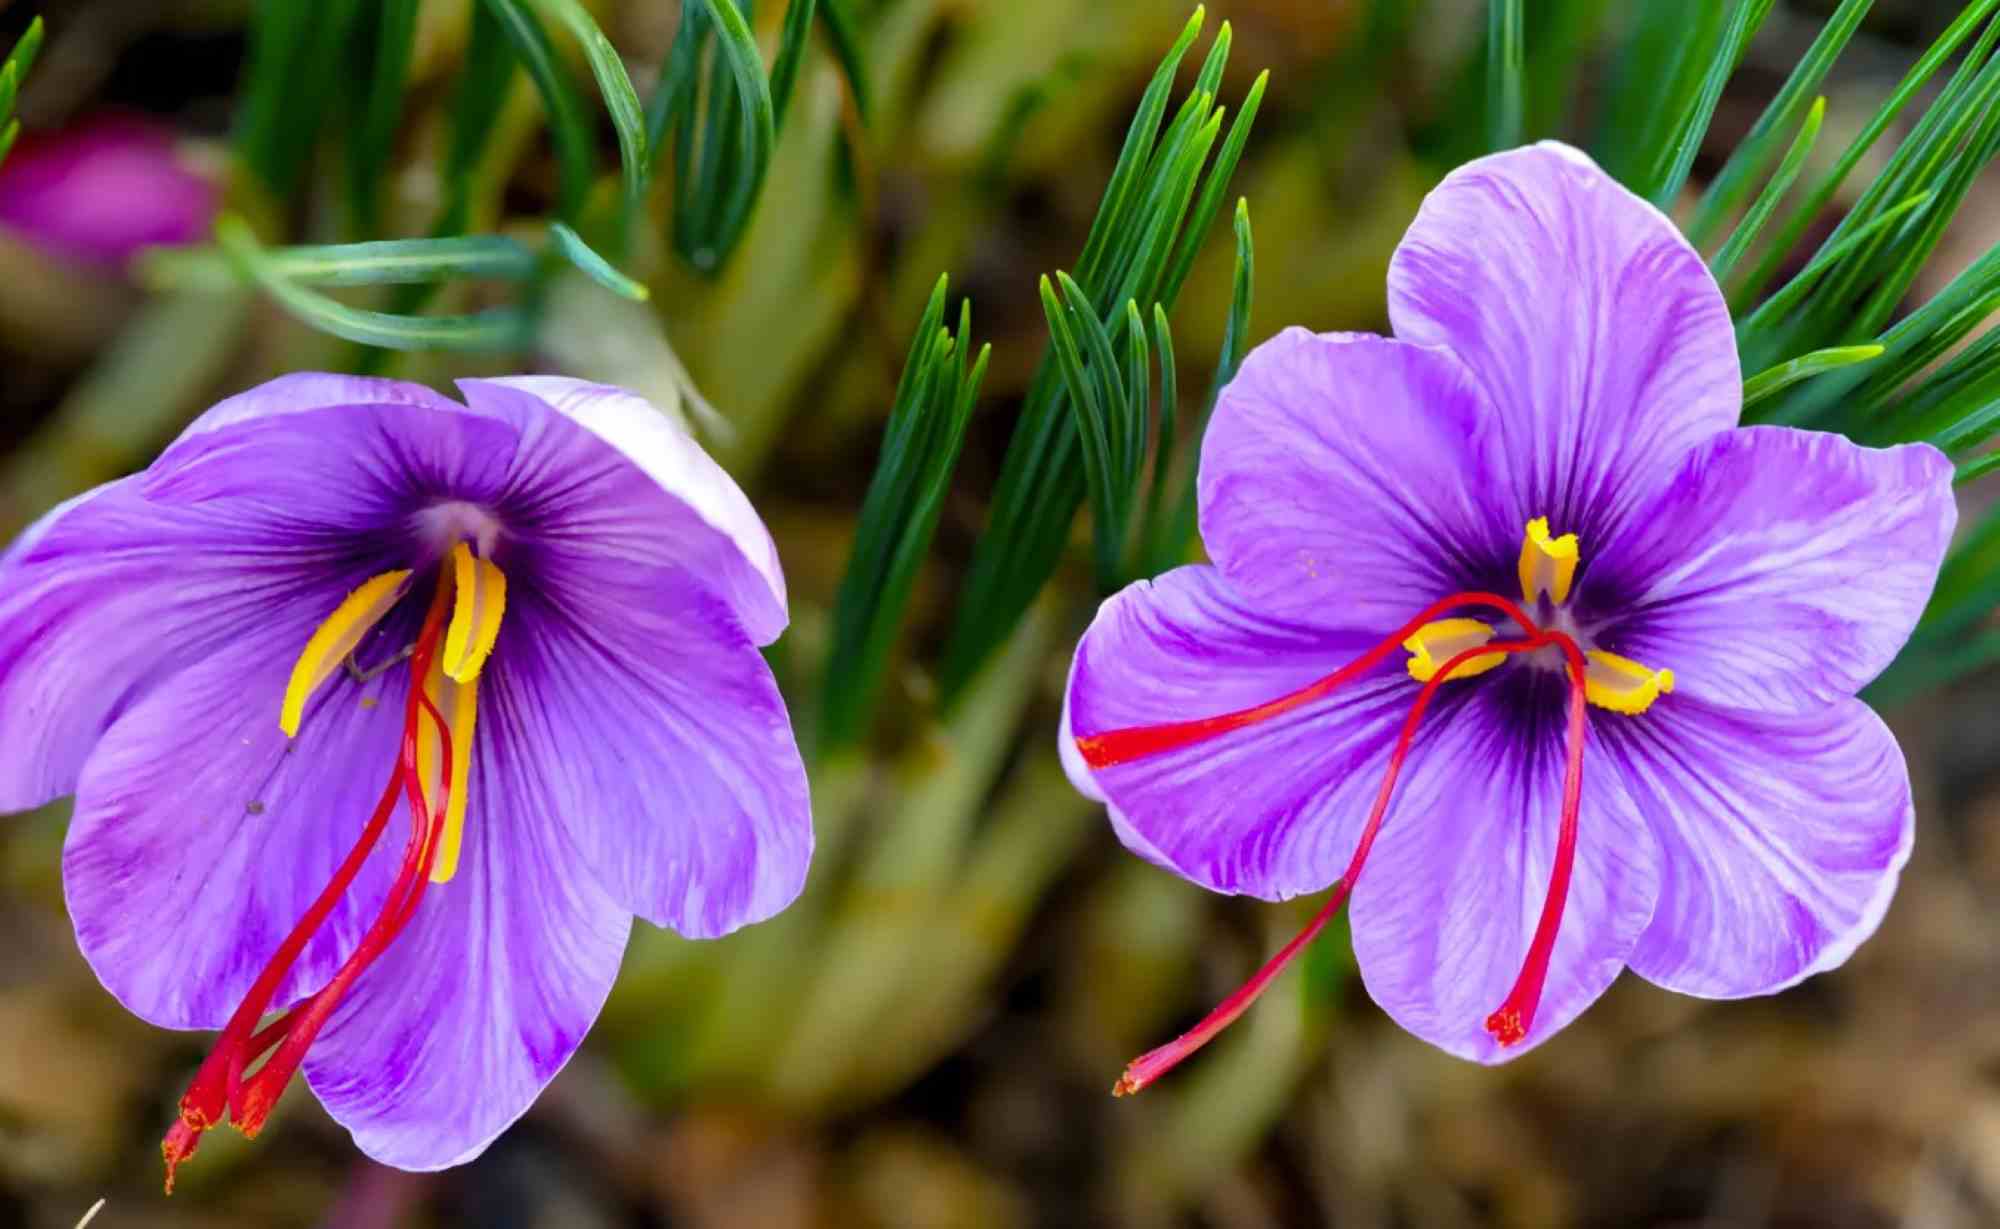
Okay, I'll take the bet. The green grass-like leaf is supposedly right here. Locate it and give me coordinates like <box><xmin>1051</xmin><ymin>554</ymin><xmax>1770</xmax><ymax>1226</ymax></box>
<box><xmin>1487</xmin><ymin>0</ymin><xmax>1524</xmax><ymax>152</ymax></box>
<box><xmin>0</xmin><ymin>16</ymin><xmax>45</xmax><ymax>128</ymax></box>
<box><xmin>1741</xmin><ymin>344</ymin><xmax>1883</xmax><ymax>407</ymax></box>
<box><xmin>549</xmin><ymin>222</ymin><xmax>650</xmax><ymax>300</ymax></box>
<box><xmin>821</xmin><ymin>277</ymin><xmax>988</xmax><ymax>751</ymax></box>
<box><xmin>1642</xmin><ymin>0</ymin><xmax>1773</xmax><ymax>207</ymax></box>
<box><xmin>346</xmin><ymin>0</ymin><xmax>421</xmax><ymax>235</ymax></box>
<box><xmin>1709</xmin><ymin>96</ymin><xmax>1823</xmax><ymax>286</ymax></box>
<box><xmin>217</xmin><ymin>217</ymin><xmax>530</xmax><ymax>351</ymax></box>
<box><xmin>529</xmin><ymin>0</ymin><xmax>651</xmax><ymax>214</ymax></box>
<box><xmin>480</xmin><ymin>0</ymin><xmax>596</xmax><ymax>220</ymax></box>
<box><xmin>1685</xmin><ymin>0</ymin><xmax>1869</xmax><ymax>248</ymax></box>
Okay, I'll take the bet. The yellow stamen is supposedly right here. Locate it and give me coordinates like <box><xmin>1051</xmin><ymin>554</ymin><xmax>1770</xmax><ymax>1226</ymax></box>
<box><xmin>442</xmin><ymin>543</ymin><xmax>507</xmax><ymax>684</ymax></box>
<box><xmin>1517</xmin><ymin>517</ymin><xmax>1579</xmax><ymax>605</ymax></box>
<box><xmin>1584</xmin><ymin>650</ymin><xmax>1675</xmax><ymax>715</ymax></box>
<box><xmin>279</xmin><ymin>570</ymin><xmax>413</xmax><ymax>737</ymax></box>
<box><xmin>1404</xmin><ymin>617</ymin><xmax>1506</xmax><ymax>683</ymax></box>
<box><xmin>416</xmin><ymin>660</ymin><xmax>478</xmax><ymax>884</ymax></box>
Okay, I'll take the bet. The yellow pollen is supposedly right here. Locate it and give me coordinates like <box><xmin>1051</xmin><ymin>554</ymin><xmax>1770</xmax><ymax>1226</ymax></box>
<box><xmin>442</xmin><ymin>543</ymin><xmax>507</xmax><ymax>684</ymax></box>
<box><xmin>279</xmin><ymin>570</ymin><xmax>413</xmax><ymax>738</ymax></box>
<box><xmin>1584</xmin><ymin>650</ymin><xmax>1675</xmax><ymax>715</ymax></box>
<box><xmin>1518</xmin><ymin>517</ymin><xmax>1579</xmax><ymax>605</ymax></box>
<box><xmin>1404</xmin><ymin>617</ymin><xmax>1506</xmax><ymax>683</ymax></box>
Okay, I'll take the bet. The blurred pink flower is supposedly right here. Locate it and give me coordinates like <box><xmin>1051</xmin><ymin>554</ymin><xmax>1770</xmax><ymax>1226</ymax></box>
<box><xmin>0</xmin><ymin>113</ymin><xmax>216</xmax><ymax>266</ymax></box>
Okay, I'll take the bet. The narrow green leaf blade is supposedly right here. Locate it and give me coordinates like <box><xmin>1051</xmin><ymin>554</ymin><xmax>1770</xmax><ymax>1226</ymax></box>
<box><xmin>549</xmin><ymin>222</ymin><xmax>650</xmax><ymax>300</ymax></box>
<box><xmin>1487</xmin><ymin>0</ymin><xmax>1524</xmax><ymax>151</ymax></box>
<box><xmin>1742</xmin><ymin>344</ymin><xmax>1884</xmax><ymax>407</ymax></box>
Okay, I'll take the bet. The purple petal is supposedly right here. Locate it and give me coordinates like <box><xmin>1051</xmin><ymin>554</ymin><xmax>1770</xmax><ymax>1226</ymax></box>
<box><xmin>62</xmin><ymin>589</ymin><xmax>416</xmax><ymax>1029</ymax></box>
<box><xmin>0</xmin><ymin>387</ymin><xmax>517</xmax><ymax>812</ymax></box>
<box><xmin>1387</xmin><ymin>142</ymin><xmax>1740</xmax><ymax>539</ymax></box>
<box><xmin>1065</xmin><ymin>565</ymin><xmax>1413</xmax><ymax>901</ymax></box>
<box><xmin>1605</xmin><ymin>695</ymin><xmax>1911</xmax><ymax>998</ymax></box>
<box><xmin>485</xmin><ymin>570</ymin><xmax>812</xmax><ymax>939</ymax></box>
<box><xmin>1198</xmin><ymin>330</ymin><xmax>1514</xmax><ymax>628</ymax></box>
<box><xmin>304</xmin><ymin>720</ymin><xmax>632</xmax><ymax>1171</ymax></box>
<box><xmin>458</xmin><ymin>378</ymin><xmax>788</xmax><ymax>646</ymax></box>
<box><xmin>1347</xmin><ymin>689</ymin><xmax>1660</xmax><ymax>1063</ymax></box>
<box><xmin>1592</xmin><ymin>427</ymin><xmax>1956</xmax><ymax>713</ymax></box>
<box><xmin>0</xmin><ymin>114</ymin><xmax>216</xmax><ymax>266</ymax></box>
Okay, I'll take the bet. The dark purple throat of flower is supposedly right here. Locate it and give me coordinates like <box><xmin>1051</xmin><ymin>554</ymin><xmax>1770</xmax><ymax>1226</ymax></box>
<box><xmin>1075</xmin><ymin>519</ymin><xmax>1675</xmax><ymax>1095</ymax></box>
<box><xmin>161</xmin><ymin>543</ymin><xmax>508</xmax><ymax>1191</ymax></box>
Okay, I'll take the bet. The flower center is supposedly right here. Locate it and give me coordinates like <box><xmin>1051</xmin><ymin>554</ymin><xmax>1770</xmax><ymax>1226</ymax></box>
<box><xmin>160</xmin><ymin>541</ymin><xmax>510</xmax><ymax>1192</ymax></box>
<box><xmin>1077</xmin><ymin>519</ymin><xmax>1676</xmax><ymax>1094</ymax></box>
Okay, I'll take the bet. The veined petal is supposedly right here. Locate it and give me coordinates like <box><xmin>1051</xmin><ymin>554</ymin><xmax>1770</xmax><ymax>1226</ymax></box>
<box><xmin>0</xmin><ymin>386</ymin><xmax>518</xmax><ymax>814</ymax></box>
<box><xmin>1387</xmin><ymin>142</ymin><xmax>1740</xmax><ymax>542</ymax></box>
<box><xmin>1347</xmin><ymin>685</ymin><xmax>1660</xmax><ymax>1063</ymax></box>
<box><xmin>1065</xmin><ymin>565</ymin><xmax>1413</xmax><ymax>901</ymax></box>
<box><xmin>486</xmin><ymin>562</ymin><xmax>811</xmax><ymax>939</ymax></box>
<box><xmin>63</xmin><ymin>597</ymin><xmax>418</xmax><ymax>1029</ymax></box>
<box><xmin>1198</xmin><ymin>331</ymin><xmax>1513</xmax><ymax>630</ymax></box>
<box><xmin>304</xmin><ymin>717</ymin><xmax>631</xmax><ymax>1170</ymax></box>
<box><xmin>1592</xmin><ymin>427</ymin><xmax>1956</xmax><ymax>713</ymax></box>
<box><xmin>1604</xmin><ymin>695</ymin><xmax>1912</xmax><ymax>998</ymax></box>
<box><xmin>457</xmin><ymin>378</ymin><xmax>788</xmax><ymax>646</ymax></box>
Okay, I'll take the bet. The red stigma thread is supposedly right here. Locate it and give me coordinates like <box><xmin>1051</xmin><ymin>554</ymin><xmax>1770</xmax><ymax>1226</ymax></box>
<box><xmin>1076</xmin><ymin>591</ymin><xmax>1541</xmax><ymax>770</ymax></box>
<box><xmin>163</xmin><ymin>589</ymin><xmax>456</xmax><ymax>1192</ymax></box>
<box><xmin>1482</xmin><ymin>634</ymin><xmax>1588</xmax><ymax>1048</ymax></box>
<box><xmin>1088</xmin><ymin>590</ymin><xmax>1602</xmax><ymax>1092</ymax></box>
<box><xmin>1112</xmin><ymin>632</ymin><xmax>1554</xmax><ymax>1096</ymax></box>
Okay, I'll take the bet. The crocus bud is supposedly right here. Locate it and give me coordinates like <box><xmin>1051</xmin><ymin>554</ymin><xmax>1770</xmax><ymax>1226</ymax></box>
<box><xmin>0</xmin><ymin>113</ymin><xmax>215</xmax><ymax>267</ymax></box>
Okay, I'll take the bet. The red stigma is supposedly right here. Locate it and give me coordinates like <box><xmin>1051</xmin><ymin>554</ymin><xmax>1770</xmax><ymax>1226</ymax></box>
<box><xmin>162</xmin><ymin>586</ymin><xmax>456</xmax><ymax>1192</ymax></box>
<box><xmin>1085</xmin><ymin>590</ymin><xmax>1597</xmax><ymax>1093</ymax></box>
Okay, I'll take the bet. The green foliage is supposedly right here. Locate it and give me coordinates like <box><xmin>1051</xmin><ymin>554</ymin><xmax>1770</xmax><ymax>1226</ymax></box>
<box><xmin>938</xmin><ymin>8</ymin><xmax>1266</xmax><ymax>703</ymax></box>
<box><xmin>820</xmin><ymin>278</ymin><xmax>989</xmax><ymax>752</ymax></box>
<box><xmin>1486</xmin><ymin>0</ymin><xmax>1524</xmax><ymax>152</ymax></box>
<box><xmin>0</xmin><ymin>16</ymin><xmax>43</xmax><ymax>168</ymax></box>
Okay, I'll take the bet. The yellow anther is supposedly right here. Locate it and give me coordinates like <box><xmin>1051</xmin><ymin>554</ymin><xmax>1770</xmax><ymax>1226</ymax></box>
<box><xmin>416</xmin><ymin>663</ymin><xmax>478</xmax><ymax>884</ymax></box>
<box><xmin>1404</xmin><ymin>617</ymin><xmax>1506</xmax><ymax>683</ymax></box>
<box><xmin>1584</xmin><ymin>650</ymin><xmax>1675</xmax><ymax>715</ymax></box>
<box><xmin>279</xmin><ymin>569</ymin><xmax>413</xmax><ymax>737</ymax></box>
<box><xmin>442</xmin><ymin>543</ymin><xmax>507</xmax><ymax>684</ymax></box>
<box><xmin>1518</xmin><ymin>517</ymin><xmax>1579</xmax><ymax>605</ymax></box>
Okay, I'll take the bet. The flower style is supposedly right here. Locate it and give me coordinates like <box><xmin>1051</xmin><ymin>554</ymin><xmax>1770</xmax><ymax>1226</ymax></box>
<box><xmin>0</xmin><ymin>113</ymin><xmax>216</xmax><ymax>266</ymax></box>
<box><xmin>1059</xmin><ymin>143</ymin><xmax>1957</xmax><ymax>1085</ymax></box>
<box><xmin>0</xmin><ymin>375</ymin><xmax>811</xmax><ymax>1182</ymax></box>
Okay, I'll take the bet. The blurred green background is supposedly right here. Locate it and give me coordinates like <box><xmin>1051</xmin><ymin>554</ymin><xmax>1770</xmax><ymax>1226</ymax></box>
<box><xmin>4</xmin><ymin>1</ymin><xmax>2000</xmax><ymax>1226</ymax></box>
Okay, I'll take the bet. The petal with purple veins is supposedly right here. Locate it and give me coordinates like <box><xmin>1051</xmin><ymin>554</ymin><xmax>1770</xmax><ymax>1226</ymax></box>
<box><xmin>459</xmin><ymin>377</ymin><xmax>789</xmax><ymax>646</ymax></box>
<box><xmin>1387</xmin><ymin>142</ymin><xmax>1740</xmax><ymax>541</ymax></box>
<box><xmin>304</xmin><ymin>720</ymin><xmax>632</xmax><ymax>1171</ymax></box>
<box><xmin>1590</xmin><ymin>426</ymin><xmax>1956</xmax><ymax>714</ymax></box>
<box><xmin>62</xmin><ymin>593</ymin><xmax>416</xmax><ymax>1030</ymax></box>
<box><xmin>482</xmin><ymin>567</ymin><xmax>812</xmax><ymax>939</ymax></box>
<box><xmin>1198</xmin><ymin>330</ymin><xmax>1514</xmax><ymax>630</ymax></box>
<box><xmin>1347</xmin><ymin>683</ymin><xmax>1660</xmax><ymax>1063</ymax></box>
<box><xmin>1605</xmin><ymin>694</ymin><xmax>1911</xmax><ymax>999</ymax></box>
<box><xmin>1066</xmin><ymin>564</ymin><xmax>1417</xmax><ymax>902</ymax></box>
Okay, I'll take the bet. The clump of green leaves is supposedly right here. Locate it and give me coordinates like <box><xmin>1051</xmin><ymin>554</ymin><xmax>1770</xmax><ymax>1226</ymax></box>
<box><xmin>936</xmin><ymin>8</ymin><xmax>1267</xmax><ymax>701</ymax></box>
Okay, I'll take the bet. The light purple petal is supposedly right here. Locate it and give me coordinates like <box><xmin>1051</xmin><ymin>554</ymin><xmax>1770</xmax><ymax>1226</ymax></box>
<box><xmin>1591</xmin><ymin>427</ymin><xmax>1957</xmax><ymax>713</ymax></box>
<box><xmin>1347</xmin><ymin>688</ymin><xmax>1660</xmax><ymax>1063</ymax></box>
<box><xmin>1066</xmin><ymin>565</ymin><xmax>1413</xmax><ymax>901</ymax></box>
<box><xmin>458</xmin><ymin>378</ymin><xmax>788</xmax><ymax>645</ymax></box>
<box><xmin>1198</xmin><ymin>330</ymin><xmax>1515</xmax><ymax>628</ymax></box>
<box><xmin>304</xmin><ymin>711</ymin><xmax>632</xmax><ymax>1171</ymax></box>
<box><xmin>0</xmin><ymin>391</ymin><xmax>517</xmax><ymax>812</ymax></box>
<box><xmin>1605</xmin><ymin>695</ymin><xmax>1911</xmax><ymax>998</ymax></box>
<box><xmin>0</xmin><ymin>114</ymin><xmax>216</xmax><ymax>266</ymax></box>
<box><xmin>1387</xmin><ymin>142</ymin><xmax>1740</xmax><ymax>539</ymax></box>
<box><xmin>62</xmin><ymin>591</ymin><xmax>417</xmax><ymax>1029</ymax></box>
<box><xmin>485</xmin><ymin>567</ymin><xmax>811</xmax><ymax>939</ymax></box>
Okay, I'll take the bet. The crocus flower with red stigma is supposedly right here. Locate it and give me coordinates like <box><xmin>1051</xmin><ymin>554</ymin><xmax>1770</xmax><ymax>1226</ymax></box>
<box><xmin>0</xmin><ymin>375</ymin><xmax>811</xmax><ymax>1185</ymax></box>
<box><xmin>0</xmin><ymin>113</ymin><xmax>216</xmax><ymax>266</ymax></box>
<box><xmin>1059</xmin><ymin>142</ymin><xmax>1957</xmax><ymax>1086</ymax></box>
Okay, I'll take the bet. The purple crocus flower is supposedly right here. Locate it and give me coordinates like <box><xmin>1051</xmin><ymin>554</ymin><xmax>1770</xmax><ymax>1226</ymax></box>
<box><xmin>0</xmin><ymin>113</ymin><xmax>217</xmax><ymax>266</ymax></box>
<box><xmin>1060</xmin><ymin>143</ymin><xmax>1957</xmax><ymax>1086</ymax></box>
<box><xmin>0</xmin><ymin>375</ymin><xmax>811</xmax><ymax>1183</ymax></box>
